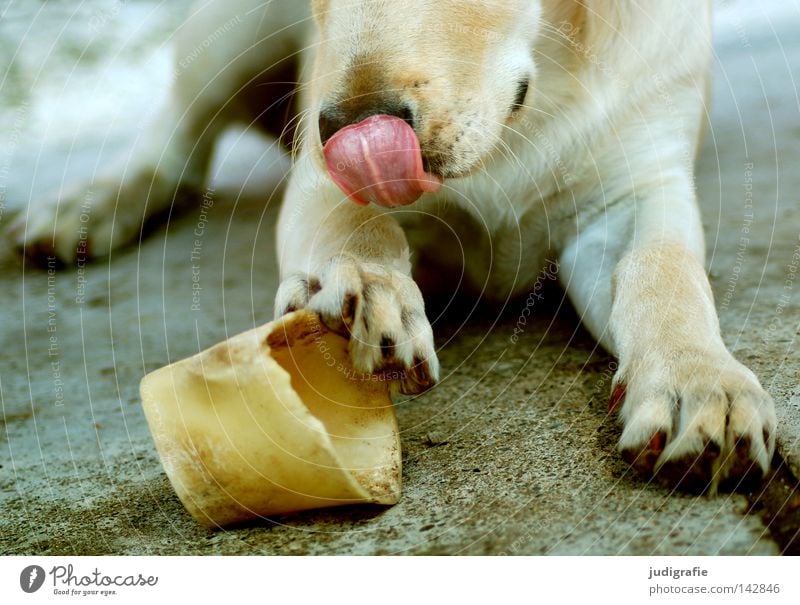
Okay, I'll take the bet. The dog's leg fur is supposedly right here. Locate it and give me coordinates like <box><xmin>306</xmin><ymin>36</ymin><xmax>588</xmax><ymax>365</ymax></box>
<box><xmin>560</xmin><ymin>167</ymin><xmax>776</xmax><ymax>491</ymax></box>
<box><xmin>275</xmin><ymin>153</ymin><xmax>439</xmax><ymax>394</ymax></box>
<box><xmin>14</xmin><ymin>0</ymin><xmax>308</xmax><ymax>262</ymax></box>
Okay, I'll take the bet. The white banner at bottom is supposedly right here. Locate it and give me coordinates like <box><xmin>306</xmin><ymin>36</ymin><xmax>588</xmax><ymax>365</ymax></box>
<box><xmin>1</xmin><ymin>556</ymin><xmax>797</xmax><ymax>604</ymax></box>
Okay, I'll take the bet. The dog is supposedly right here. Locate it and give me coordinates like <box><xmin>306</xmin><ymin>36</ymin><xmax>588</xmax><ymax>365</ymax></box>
<box><xmin>14</xmin><ymin>0</ymin><xmax>776</xmax><ymax>492</ymax></box>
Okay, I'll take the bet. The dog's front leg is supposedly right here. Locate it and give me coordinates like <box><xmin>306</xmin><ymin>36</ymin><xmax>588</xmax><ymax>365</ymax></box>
<box><xmin>560</xmin><ymin>185</ymin><xmax>776</xmax><ymax>492</ymax></box>
<box><xmin>274</xmin><ymin>154</ymin><xmax>439</xmax><ymax>394</ymax></box>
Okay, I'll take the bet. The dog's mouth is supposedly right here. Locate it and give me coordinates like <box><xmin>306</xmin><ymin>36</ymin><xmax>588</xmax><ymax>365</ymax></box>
<box><xmin>322</xmin><ymin>114</ymin><xmax>443</xmax><ymax>208</ymax></box>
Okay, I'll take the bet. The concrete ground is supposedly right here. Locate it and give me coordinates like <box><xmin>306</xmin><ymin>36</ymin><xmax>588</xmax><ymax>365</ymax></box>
<box><xmin>1</xmin><ymin>1</ymin><xmax>799</xmax><ymax>555</ymax></box>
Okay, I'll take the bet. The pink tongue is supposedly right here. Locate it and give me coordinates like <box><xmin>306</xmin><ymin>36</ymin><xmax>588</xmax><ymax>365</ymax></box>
<box><xmin>323</xmin><ymin>114</ymin><xmax>442</xmax><ymax>208</ymax></box>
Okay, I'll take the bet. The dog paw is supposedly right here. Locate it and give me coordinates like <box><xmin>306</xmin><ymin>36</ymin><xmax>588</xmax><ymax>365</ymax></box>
<box><xmin>9</xmin><ymin>168</ymin><xmax>169</xmax><ymax>264</ymax></box>
<box><xmin>274</xmin><ymin>254</ymin><xmax>439</xmax><ymax>395</ymax></box>
<box><xmin>10</xmin><ymin>181</ymin><xmax>115</xmax><ymax>264</ymax></box>
<box><xmin>611</xmin><ymin>350</ymin><xmax>776</xmax><ymax>493</ymax></box>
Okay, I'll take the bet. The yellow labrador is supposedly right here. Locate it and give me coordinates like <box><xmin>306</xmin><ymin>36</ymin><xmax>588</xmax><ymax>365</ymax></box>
<box><xmin>18</xmin><ymin>0</ymin><xmax>775</xmax><ymax>491</ymax></box>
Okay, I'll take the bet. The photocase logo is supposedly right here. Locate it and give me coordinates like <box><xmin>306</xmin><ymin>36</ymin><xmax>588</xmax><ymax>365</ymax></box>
<box><xmin>20</xmin><ymin>565</ymin><xmax>45</xmax><ymax>593</ymax></box>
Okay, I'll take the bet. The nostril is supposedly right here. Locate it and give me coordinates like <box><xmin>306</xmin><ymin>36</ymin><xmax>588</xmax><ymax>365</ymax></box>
<box><xmin>394</xmin><ymin>103</ymin><xmax>414</xmax><ymax>130</ymax></box>
<box><xmin>318</xmin><ymin>102</ymin><xmax>415</xmax><ymax>147</ymax></box>
<box><xmin>318</xmin><ymin>108</ymin><xmax>341</xmax><ymax>147</ymax></box>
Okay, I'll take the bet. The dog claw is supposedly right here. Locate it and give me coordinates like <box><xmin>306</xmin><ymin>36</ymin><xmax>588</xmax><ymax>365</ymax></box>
<box><xmin>655</xmin><ymin>440</ymin><xmax>723</xmax><ymax>494</ymax></box>
<box><xmin>608</xmin><ymin>381</ymin><xmax>627</xmax><ymax>413</ymax></box>
<box><xmin>399</xmin><ymin>358</ymin><xmax>435</xmax><ymax>395</ymax></box>
<box><xmin>621</xmin><ymin>430</ymin><xmax>666</xmax><ymax>475</ymax></box>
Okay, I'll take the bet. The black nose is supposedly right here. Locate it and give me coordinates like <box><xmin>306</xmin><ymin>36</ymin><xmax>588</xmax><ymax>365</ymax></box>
<box><xmin>318</xmin><ymin>101</ymin><xmax>415</xmax><ymax>146</ymax></box>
